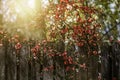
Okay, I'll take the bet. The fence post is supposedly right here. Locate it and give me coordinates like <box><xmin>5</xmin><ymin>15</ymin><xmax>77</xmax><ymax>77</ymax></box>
<box><xmin>53</xmin><ymin>57</ymin><xmax>56</xmax><ymax>80</ymax></box>
<box><xmin>16</xmin><ymin>50</ymin><xmax>20</xmax><ymax>80</ymax></box>
<box><xmin>40</xmin><ymin>64</ymin><xmax>43</xmax><ymax>80</ymax></box>
<box><xmin>32</xmin><ymin>58</ymin><xmax>36</xmax><ymax>80</ymax></box>
<box><xmin>15</xmin><ymin>42</ymin><xmax>22</xmax><ymax>80</ymax></box>
<box><xmin>28</xmin><ymin>44</ymin><xmax>32</xmax><ymax>80</ymax></box>
<box><xmin>4</xmin><ymin>38</ymin><xmax>8</xmax><ymax>80</ymax></box>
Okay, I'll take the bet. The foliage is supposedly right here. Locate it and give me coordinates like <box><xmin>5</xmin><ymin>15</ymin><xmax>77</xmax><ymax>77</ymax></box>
<box><xmin>91</xmin><ymin>0</ymin><xmax>120</xmax><ymax>40</ymax></box>
<box><xmin>43</xmin><ymin>0</ymin><xmax>101</xmax><ymax>79</ymax></box>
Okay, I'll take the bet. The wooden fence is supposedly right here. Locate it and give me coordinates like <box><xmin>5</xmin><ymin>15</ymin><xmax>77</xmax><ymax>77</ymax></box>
<box><xmin>0</xmin><ymin>41</ymin><xmax>120</xmax><ymax>80</ymax></box>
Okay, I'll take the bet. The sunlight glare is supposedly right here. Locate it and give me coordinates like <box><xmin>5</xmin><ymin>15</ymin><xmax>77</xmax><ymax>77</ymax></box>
<box><xmin>28</xmin><ymin>0</ymin><xmax>35</xmax><ymax>9</ymax></box>
<box><xmin>42</xmin><ymin>0</ymin><xmax>49</xmax><ymax>8</ymax></box>
<box><xmin>15</xmin><ymin>7</ymin><xmax>20</xmax><ymax>13</ymax></box>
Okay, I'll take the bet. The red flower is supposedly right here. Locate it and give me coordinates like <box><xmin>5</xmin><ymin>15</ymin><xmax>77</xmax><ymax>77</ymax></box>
<box><xmin>43</xmin><ymin>68</ymin><xmax>48</xmax><ymax>71</ymax></box>
<box><xmin>87</xmin><ymin>18</ymin><xmax>93</xmax><ymax>23</ymax></box>
<box><xmin>60</xmin><ymin>0</ymin><xmax>68</xmax><ymax>3</ymax></box>
<box><xmin>77</xmin><ymin>42</ymin><xmax>84</xmax><ymax>47</ymax></box>
<box><xmin>62</xmin><ymin>51</ymin><xmax>67</xmax><ymax>56</ymax></box>
<box><xmin>61</xmin><ymin>28</ymin><xmax>68</xmax><ymax>34</ymax></box>
<box><xmin>86</xmin><ymin>30</ymin><xmax>92</xmax><ymax>34</ymax></box>
<box><xmin>35</xmin><ymin>45</ymin><xmax>40</xmax><ymax>52</ymax></box>
<box><xmin>15</xmin><ymin>42</ymin><xmax>22</xmax><ymax>50</ymax></box>
<box><xmin>31</xmin><ymin>44</ymin><xmax>40</xmax><ymax>57</ymax></box>
<box><xmin>80</xmin><ymin>63</ymin><xmax>86</xmax><ymax>69</ymax></box>
<box><xmin>93</xmin><ymin>51</ymin><xmax>97</xmax><ymax>55</ymax></box>
<box><xmin>31</xmin><ymin>48</ymin><xmax>37</xmax><ymax>54</ymax></box>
